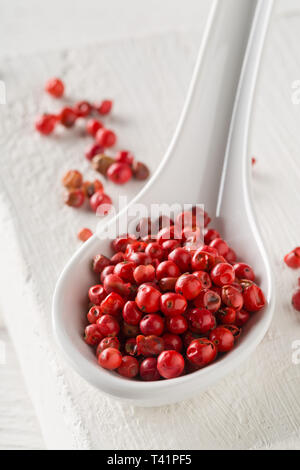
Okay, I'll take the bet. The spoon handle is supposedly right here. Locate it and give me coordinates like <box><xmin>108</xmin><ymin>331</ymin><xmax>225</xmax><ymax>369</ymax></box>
<box><xmin>216</xmin><ymin>0</ymin><xmax>274</xmax><ymax>265</ymax></box>
<box><xmin>136</xmin><ymin>0</ymin><xmax>258</xmax><ymax>211</ymax></box>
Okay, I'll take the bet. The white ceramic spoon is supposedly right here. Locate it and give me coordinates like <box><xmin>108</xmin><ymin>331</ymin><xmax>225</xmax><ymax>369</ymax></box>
<box><xmin>53</xmin><ymin>0</ymin><xmax>275</xmax><ymax>406</ymax></box>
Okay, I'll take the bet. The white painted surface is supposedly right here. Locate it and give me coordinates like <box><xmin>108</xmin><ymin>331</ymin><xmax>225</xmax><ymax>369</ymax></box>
<box><xmin>0</xmin><ymin>324</ymin><xmax>45</xmax><ymax>449</ymax></box>
<box><xmin>0</xmin><ymin>0</ymin><xmax>300</xmax><ymax>450</ymax></box>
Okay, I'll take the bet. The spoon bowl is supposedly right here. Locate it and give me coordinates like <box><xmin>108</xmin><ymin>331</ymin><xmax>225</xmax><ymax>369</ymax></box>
<box><xmin>53</xmin><ymin>0</ymin><xmax>275</xmax><ymax>406</ymax></box>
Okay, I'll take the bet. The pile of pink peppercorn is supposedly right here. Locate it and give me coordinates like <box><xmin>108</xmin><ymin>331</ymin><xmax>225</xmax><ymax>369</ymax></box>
<box><xmin>84</xmin><ymin>209</ymin><xmax>266</xmax><ymax>380</ymax></box>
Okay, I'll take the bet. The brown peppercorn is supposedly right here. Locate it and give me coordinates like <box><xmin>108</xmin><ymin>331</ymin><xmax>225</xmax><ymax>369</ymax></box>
<box><xmin>82</xmin><ymin>179</ymin><xmax>104</xmax><ymax>198</ymax></box>
<box><xmin>62</xmin><ymin>169</ymin><xmax>83</xmax><ymax>189</ymax></box>
<box><xmin>64</xmin><ymin>189</ymin><xmax>85</xmax><ymax>208</ymax></box>
<box><xmin>92</xmin><ymin>154</ymin><xmax>115</xmax><ymax>176</ymax></box>
<box><xmin>132</xmin><ymin>161</ymin><xmax>150</xmax><ymax>181</ymax></box>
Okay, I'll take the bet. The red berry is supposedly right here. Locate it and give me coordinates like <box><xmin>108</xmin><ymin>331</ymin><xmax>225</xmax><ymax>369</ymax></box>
<box><xmin>162</xmin><ymin>239</ymin><xmax>181</xmax><ymax>254</ymax></box>
<box><xmin>93</xmin><ymin>254</ymin><xmax>111</xmax><ymax>274</ymax></box>
<box><xmin>204</xmin><ymin>229</ymin><xmax>220</xmax><ymax>245</ymax></box>
<box><xmin>292</xmin><ymin>289</ymin><xmax>300</xmax><ymax>311</ymax></box>
<box><xmin>90</xmin><ymin>191</ymin><xmax>112</xmax><ymax>215</ymax></box>
<box><xmin>98</xmin><ymin>347</ymin><xmax>122</xmax><ymax>370</ymax></box>
<box><xmin>78</xmin><ymin>227</ymin><xmax>93</xmax><ymax>242</ymax></box>
<box><xmin>127</xmin><ymin>252</ymin><xmax>152</xmax><ymax>266</ymax></box>
<box><xmin>235</xmin><ymin>309</ymin><xmax>250</xmax><ymax>326</ymax></box>
<box><xmin>284</xmin><ymin>248</ymin><xmax>300</xmax><ymax>269</ymax></box>
<box><xmin>87</xmin><ymin>305</ymin><xmax>102</xmax><ymax>324</ymax></box>
<box><xmin>156</xmin><ymin>260</ymin><xmax>180</xmax><ymax>281</ymax></box>
<box><xmin>159</xmin><ymin>277</ymin><xmax>178</xmax><ymax>292</ymax></box>
<box><xmin>97</xmin><ymin>314</ymin><xmax>120</xmax><ymax>337</ymax></box>
<box><xmin>216</xmin><ymin>307</ymin><xmax>236</xmax><ymax>325</ymax></box>
<box><xmin>191</xmin><ymin>248</ymin><xmax>215</xmax><ymax>271</ymax></box>
<box><xmin>96</xmin><ymin>128</ymin><xmax>117</xmax><ymax>147</ymax></box>
<box><xmin>115</xmin><ymin>150</ymin><xmax>134</xmax><ymax>165</ymax></box>
<box><xmin>112</xmin><ymin>234</ymin><xmax>136</xmax><ymax>253</ymax></box>
<box><xmin>162</xmin><ymin>333</ymin><xmax>183</xmax><ymax>352</ymax></box>
<box><xmin>133</xmin><ymin>265</ymin><xmax>155</xmax><ymax>284</ymax></box>
<box><xmin>210</xmin><ymin>263</ymin><xmax>235</xmax><ymax>286</ymax></box>
<box><xmin>96</xmin><ymin>337</ymin><xmax>120</xmax><ymax>356</ymax></box>
<box><xmin>175</xmin><ymin>274</ymin><xmax>202</xmax><ymax>300</ymax></box>
<box><xmin>74</xmin><ymin>100</ymin><xmax>92</xmax><ymax>117</ymax></box>
<box><xmin>243</xmin><ymin>284</ymin><xmax>266</xmax><ymax>312</ymax></box>
<box><xmin>96</xmin><ymin>100</ymin><xmax>113</xmax><ymax>115</ymax></box>
<box><xmin>35</xmin><ymin>114</ymin><xmax>57</xmax><ymax>135</ymax></box>
<box><xmin>157</xmin><ymin>350</ymin><xmax>184</xmax><ymax>379</ymax></box>
<box><xmin>187</xmin><ymin>338</ymin><xmax>217</xmax><ymax>368</ymax></box>
<box><xmin>166</xmin><ymin>315</ymin><xmax>188</xmax><ymax>335</ymax></box>
<box><xmin>140</xmin><ymin>314</ymin><xmax>164</xmax><ymax>336</ymax></box>
<box><xmin>45</xmin><ymin>78</ymin><xmax>64</xmax><ymax>98</ymax></box>
<box><xmin>193</xmin><ymin>271</ymin><xmax>212</xmax><ymax>289</ymax></box>
<box><xmin>103</xmin><ymin>274</ymin><xmax>130</xmax><ymax>297</ymax></box>
<box><xmin>225</xmin><ymin>248</ymin><xmax>237</xmax><ymax>264</ymax></box>
<box><xmin>168</xmin><ymin>247</ymin><xmax>191</xmax><ymax>272</ymax></box>
<box><xmin>221</xmin><ymin>285</ymin><xmax>244</xmax><ymax>310</ymax></box>
<box><xmin>188</xmin><ymin>308</ymin><xmax>215</xmax><ymax>334</ymax></box>
<box><xmin>117</xmin><ymin>356</ymin><xmax>139</xmax><ymax>378</ymax></box>
<box><xmin>140</xmin><ymin>358</ymin><xmax>160</xmax><ymax>381</ymax></box>
<box><xmin>193</xmin><ymin>290</ymin><xmax>221</xmax><ymax>314</ymax></box>
<box><xmin>125</xmin><ymin>241</ymin><xmax>147</xmax><ymax>255</ymax></box>
<box><xmin>88</xmin><ymin>284</ymin><xmax>106</xmax><ymax>304</ymax></box>
<box><xmin>110</xmin><ymin>252</ymin><xmax>125</xmax><ymax>265</ymax></box>
<box><xmin>135</xmin><ymin>284</ymin><xmax>161</xmax><ymax>313</ymax></box>
<box><xmin>122</xmin><ymin>301</ymin><xmax>142</xmax><ymax>325</ymax></box>
<box><xmin>233</xmin><ymin>263</ymin><xmax>255</xmax><ymax>281</ymax></box>
<box><xmin>145</xmin><ymin>242</ymin><xmax>164</xmax><ymax>261</ymax></box>
<box><xmin>100</xmin><ymin>292</ymin><xmax>125</xmax><ymax>316</ymax></box>
<box><xmin>107</xmin><ymin>162</ymin><xmax>132</xmax><ymax>185</ymax></box>
<box><xmin>114</xmin><ymin>261</ymin><xmax>136</xmax><ymax>283</ymax></box>
<box><xmin>84</xmin><ymin>324</ymin><xmax>103</xmax><ymax>346</ymax></box>
<box><xmin>86</xmin><ymin>119</ymin><xmax>103</xmax><ymax>136</ymax></box>
<box><xmin>136</xmin><ymin>335</ymin><xmax>164</xmax><ymax>357</ymax></box>
<box><xmin>100</xmin><ymin>265</ymin><xmax>115</xmax><ymax>283</ymax></box>
<box><xmin>209</xmin><ymin>327</ymin><xmax>234</xmax><ymax>352</ymax></box>
<box><xmin>59</xmin><ymin>107</ymin><xmax>77</xmax><ymax>128</ymax></box>
<box><xmin>209</xmin><ymin>238</ymin><xmax>229</xmax><ymax>257</ymax></box>
<box><xmin>160</xmin><ymin>293</ymin><xmax>187</xmax><ymax>316</ymax></box>
<box><xmin>85</xmin><ymin>143</ymin><xmax>104</xmax><ymax>161</ymax></box>
<box><xmin>222</xmin><ymin>324</ymin><xmax>241</xmax><ymax>340</ymax></box>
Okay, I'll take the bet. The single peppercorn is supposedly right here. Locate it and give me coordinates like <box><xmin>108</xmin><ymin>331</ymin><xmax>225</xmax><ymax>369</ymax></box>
<box><xmin>62</xmin><ymin>170</ymin><xmax>83</xmax><ymax>190</ymax></box>
<box><xmin>35</xmin><ymin>114</ymin><xmax>57</xmax><ymax>135</ymax></box>
<box><xmin>132</xmin><ymin>161</ymin><xmax>150</xmax><ymax>180</ymax></box>
<box><xmin>64</xmin><ymin>189</ymin><xmax>85</xmax><ymax>208</ymax></box>
<box><xmin>45</xmin><ymin>78</ymin><xmax>64</xmax><ymax>98</ymax></box>
<box><xmin>92</xmin><ymin>154</ymin><xmax>115</xmax><ymax>176</ymax></box>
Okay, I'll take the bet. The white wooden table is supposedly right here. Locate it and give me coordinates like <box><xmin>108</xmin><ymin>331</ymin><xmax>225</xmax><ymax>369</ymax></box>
<box><xmin>1</xmin><ymin>0</ymin><xmax>300</xmax><ymax>450</ymax></box>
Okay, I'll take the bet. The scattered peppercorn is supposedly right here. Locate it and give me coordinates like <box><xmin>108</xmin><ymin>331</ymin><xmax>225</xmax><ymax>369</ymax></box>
<box><xmin>78</xmin><ymin>228</ymin><xmax>93</xmax><ymax>242</ymax></box>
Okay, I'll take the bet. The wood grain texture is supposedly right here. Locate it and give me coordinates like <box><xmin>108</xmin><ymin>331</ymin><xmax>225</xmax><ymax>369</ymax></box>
<box><xmin>0</xmin><ymin>0</ymin><xmax>300</xmax><ymax>450</ymax></box>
